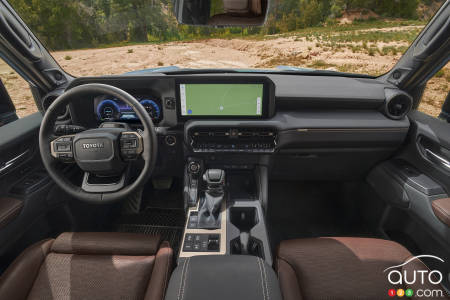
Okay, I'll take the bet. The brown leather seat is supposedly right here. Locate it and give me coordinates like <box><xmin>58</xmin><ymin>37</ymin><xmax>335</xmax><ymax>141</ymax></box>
<box><xmin>0</xmin><ymin>232</ymin><xmax>173</xmax><ymax>300</ymax></box>
<box><xmin>276</xmin><ymin>237</ymin><xmax>449</xmax><ymax>300</ymax></box>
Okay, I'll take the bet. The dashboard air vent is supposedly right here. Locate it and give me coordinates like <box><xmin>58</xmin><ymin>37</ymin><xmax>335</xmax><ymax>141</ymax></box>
<box><xmin>384</xmin><ymin>89</ymin><xmax>412</xmax><ymax>120</ymax></box>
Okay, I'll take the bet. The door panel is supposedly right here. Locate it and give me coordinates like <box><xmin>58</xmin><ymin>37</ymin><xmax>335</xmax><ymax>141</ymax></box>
<box><xmin>405</xmin><ymin>111</ymin><xmax>450</xmax><ymax>189</ymax></box>
<box><xmin>368</xmin><ymin>110</ymin><xmax>450</xmax><ymax>290</ymax></box>
<box><xmin>0</xmin><ymin>113</ymin><xmax>55</xmax><ymax>258</ymax></box>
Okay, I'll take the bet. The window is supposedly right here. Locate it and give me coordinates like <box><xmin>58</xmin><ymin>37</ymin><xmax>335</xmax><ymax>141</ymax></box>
<box><xmin>418</xmin><ymin>62</ymin><xmax>450</xmax><ymax>118</ymax></box>
<box><xmin>0</xmin><ymin>59</ymin><xmax>37</xmax><ymax>119</ymax></box>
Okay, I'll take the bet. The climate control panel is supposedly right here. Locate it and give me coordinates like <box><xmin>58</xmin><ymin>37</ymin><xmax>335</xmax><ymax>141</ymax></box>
<box><xmin>188</xmin><ymin>127</ymin><xmax>277</xmax><ymax>153</ymax></box>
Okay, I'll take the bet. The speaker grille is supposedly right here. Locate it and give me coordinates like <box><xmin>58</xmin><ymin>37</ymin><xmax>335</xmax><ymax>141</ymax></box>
<box><xmin>385</xmin><ymin>93</ymin><xmax>412</xmax><ymax>120</ymax></box>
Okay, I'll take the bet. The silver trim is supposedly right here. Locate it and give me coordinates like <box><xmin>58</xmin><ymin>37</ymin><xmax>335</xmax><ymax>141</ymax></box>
<box><xmin>0</xmin><ymin>150</ymin><xmax>30</xmax><ymax>174</ymax></box>
<box><xmin>425</xmin><ymin>149</ymin><xmax>450</xmax><ymax>171</ymax></box>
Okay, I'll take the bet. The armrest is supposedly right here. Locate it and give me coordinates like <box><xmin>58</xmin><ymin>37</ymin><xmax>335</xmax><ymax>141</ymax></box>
<box><xmin>432</xmin><ymin>198</ymin><xmax>450</xmax><ymax>227</ymax></box>
<box><xmin>0</xmin><ymin>197</ymin><xmax>23</xmax><ymax>229</ymax></box>
<box><xmin>165</xmin><ymin>255</ymin><xmax>282</xmax><ymax>300</ymax></box>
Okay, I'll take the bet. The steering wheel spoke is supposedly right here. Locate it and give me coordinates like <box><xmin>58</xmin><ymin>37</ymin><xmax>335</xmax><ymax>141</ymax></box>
<box><xmin>120</xmin><ymin>131</ymin><xmax>143</xmax><ymax>161</ymax></box>
<box><xmin>50</xmin><ymin>135</ymin><xmax>75</xmax><ymax>163</ymax></box>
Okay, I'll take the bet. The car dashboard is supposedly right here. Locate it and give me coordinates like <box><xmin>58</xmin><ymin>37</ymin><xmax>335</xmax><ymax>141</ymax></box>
<box><xmin>57</xmin><ymin>73</ymin><xmax>411</xmax><ymax>180</ymax></box>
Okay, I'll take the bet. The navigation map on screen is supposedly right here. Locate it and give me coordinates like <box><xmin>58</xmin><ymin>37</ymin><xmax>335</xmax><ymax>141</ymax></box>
<box><xmin>180</xmin><ymin>83</ymin><xmax>263</xmax><ymax>116</ymax></box>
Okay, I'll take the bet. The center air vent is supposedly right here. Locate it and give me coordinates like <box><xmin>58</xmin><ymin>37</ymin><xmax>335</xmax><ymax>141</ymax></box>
<box><xmin>189</xmin><ymin>127</ymin><xmax>277</xmax><ymax>153</ymax></box>
<box><xmin>384</xmin><ymin>89</ymin><xmax>412</xmax><ymax>120</ymax></box>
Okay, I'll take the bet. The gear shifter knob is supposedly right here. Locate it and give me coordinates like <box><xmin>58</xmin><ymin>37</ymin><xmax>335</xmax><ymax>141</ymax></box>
<box><xmin>203</xmin><ymin>169</ymin><xmax>225</xmax><ymax>188</ymax></box>
<box><xmin>197</xmin><ymin>169</ymin><xmax>226</xmax><ymax>229</ymax></box>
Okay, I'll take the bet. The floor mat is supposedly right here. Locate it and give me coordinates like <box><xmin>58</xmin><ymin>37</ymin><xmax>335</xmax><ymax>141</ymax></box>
<box><xmin>141</xmin><ymin>178</ymin><xmax>184</xmax><ymax>210</ymax></box>
<box><xmin>266</xmin><ymin>181</ymin><xmax>377</xmax><ymax>253</ymax></box>
<box><xmin>115</xmin><ymin>208</ymin><xmax>186</xmax><ymax>256</ymax></box>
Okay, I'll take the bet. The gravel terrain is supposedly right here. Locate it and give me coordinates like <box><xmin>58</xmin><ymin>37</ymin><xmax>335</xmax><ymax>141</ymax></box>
<box><xmin>1</xmin><ymin>25</ymin><xmax>447</xmax><ymax>118</ymax></box>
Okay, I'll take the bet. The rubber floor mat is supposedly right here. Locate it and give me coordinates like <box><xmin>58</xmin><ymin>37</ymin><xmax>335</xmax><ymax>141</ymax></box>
<box><xmin>116</xmin><ymin>224</ymin><xmax>183</xmax><ymax>255</ymax></box>
<box><xmin>116</xmin><ymin>208</ymin><xmax>185</xmax><ymax>227</ymax></box>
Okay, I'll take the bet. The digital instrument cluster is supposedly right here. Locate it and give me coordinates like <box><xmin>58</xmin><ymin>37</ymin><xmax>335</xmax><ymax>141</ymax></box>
<box><xmin>94</xmin><ymin>95</ymin><xmax>162</xmax><ymax>123</ymax></box>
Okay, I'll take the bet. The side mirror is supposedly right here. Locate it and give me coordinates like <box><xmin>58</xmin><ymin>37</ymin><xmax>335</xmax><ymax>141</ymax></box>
<box><xmin>174</xmin><ymin>0</ymin><xmax>269</xmax><ymax>27</ymax></box>
<box><xmin>438</xmin><ymin>92</ymin><xmax>450</xmax><ymax>123</ymax></box>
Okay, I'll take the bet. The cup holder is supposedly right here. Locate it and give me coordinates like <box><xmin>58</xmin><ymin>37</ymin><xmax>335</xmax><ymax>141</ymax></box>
<box><xmin>231</xmin><ymin>236</ymin><xmax>265</xmax><ymax>258</ymax></box>
<box><xmin>230</xmin><ymin>207</ymin><xmax>258</xmax><ymax>230</ymax></box>
<box><xmin>230</xmin><ymin>207</ymin><xmax>264</xmax><ymax>258</ymax></box>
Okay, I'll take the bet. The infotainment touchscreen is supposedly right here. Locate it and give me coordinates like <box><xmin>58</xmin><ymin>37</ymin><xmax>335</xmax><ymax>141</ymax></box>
<box><xmin>179</xmin><ymin>83</ymin><xmax>264</xmax><ymax>117</ymax></box>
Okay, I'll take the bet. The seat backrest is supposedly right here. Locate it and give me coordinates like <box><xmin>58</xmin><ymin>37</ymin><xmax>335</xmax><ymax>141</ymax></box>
<box><xmin>249</xmin><ymin>0</ymin><xmax>262</xmax><ymax>15</ymax></box>
<box><xmin>0</xmin><ymin>232</ymin><xmax>173</xmax><ymax>300</ymax></box>
<box><xmin>223</xmin><ymin>0</ymin><xmax>249</xmax><ymax>14</ymax></box>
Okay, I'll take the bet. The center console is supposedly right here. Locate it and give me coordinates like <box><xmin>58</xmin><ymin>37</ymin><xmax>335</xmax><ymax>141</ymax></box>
<box><xmin>180</xmin><ymin>159</ymin><xmax>272</xmax><ymax>265</ymax></box>
<box><xmin>165</xmin><ymin>255</ymin><xmax>282</xmax><ymax>300</ymax></box>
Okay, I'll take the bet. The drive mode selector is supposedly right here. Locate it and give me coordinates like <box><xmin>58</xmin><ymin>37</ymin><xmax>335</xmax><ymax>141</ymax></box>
<box><xmin>120</xmin><ymin>132</ymin><xmax>143</xmax><ymax>160</ymax></box>
<box><xmin>188</xmin><ymin>161</ymin><xmax>200</xmax><ymax>174</ymax></box>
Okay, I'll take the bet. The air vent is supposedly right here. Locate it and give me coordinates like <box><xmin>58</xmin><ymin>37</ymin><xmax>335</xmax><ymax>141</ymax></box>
<box><xmin>384</xmin><ymin>89</ymin><xmax>412</xmax><ymax>120</ymax></box>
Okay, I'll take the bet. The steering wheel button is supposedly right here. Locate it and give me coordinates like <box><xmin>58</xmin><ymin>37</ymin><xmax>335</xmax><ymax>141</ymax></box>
<box><xmin>56</xmin><ymin>143</ymin><xmax>70</xmax><ymax>152</ymax></box>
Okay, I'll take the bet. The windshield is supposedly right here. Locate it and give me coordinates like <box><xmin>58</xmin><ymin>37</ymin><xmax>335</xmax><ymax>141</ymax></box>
<box><xmin>8</xmin><ymin>0</ymin><xmax>444</xmax><ymax>77</ymax></box>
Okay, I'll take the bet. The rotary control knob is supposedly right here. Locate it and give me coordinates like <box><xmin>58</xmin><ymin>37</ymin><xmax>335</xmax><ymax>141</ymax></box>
<box><xmin>165</xmin><ymin>135</ymin><xmax>177</xmax><ymax>146</ymax></box>
<box><xmin>188</xmin><ymin>161</ymin><xmax>201</xmax><ymax>174</ymax></box>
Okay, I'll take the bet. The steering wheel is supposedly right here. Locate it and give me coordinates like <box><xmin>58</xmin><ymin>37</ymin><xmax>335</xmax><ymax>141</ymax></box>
<box><xmin>39</xmin><ymin>83</ymin><xmax>158</xmax><ymax>204</ymax></box>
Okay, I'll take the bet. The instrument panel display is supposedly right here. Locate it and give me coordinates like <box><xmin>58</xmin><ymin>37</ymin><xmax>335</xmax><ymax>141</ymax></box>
<box><xmin>94</xmin><ymin>95</ymin><xmax>162</xmax><ymax>123</ymax></box>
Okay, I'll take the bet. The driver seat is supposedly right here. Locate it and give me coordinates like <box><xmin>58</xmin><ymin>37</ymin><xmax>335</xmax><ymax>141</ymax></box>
<box><xmin>0</xmin><ymin>232</ymin><xmax>173</xmax><ymax>300</ymax></box>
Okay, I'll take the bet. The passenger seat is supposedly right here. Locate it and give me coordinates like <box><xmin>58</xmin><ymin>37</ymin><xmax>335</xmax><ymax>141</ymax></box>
<box><xmin>0</xmin><ymin>232</ymin><xmax>173</xmax><ymax>300</ymax></box>
<box><xmin>276</xmin><ymin>237</ymin><xmax>449</xmax><ymax>300</ymax></box>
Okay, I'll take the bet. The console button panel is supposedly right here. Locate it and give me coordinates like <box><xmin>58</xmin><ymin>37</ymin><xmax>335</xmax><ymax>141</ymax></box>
<box><xmin>183</xmin><ymin>233</ymin><xmax>220</xmax><ymax>252</ymax></box>
<box><xmin>188</xmin><ymin>127</ymin><xmax>277</xmax><ymax>153</ymax></box>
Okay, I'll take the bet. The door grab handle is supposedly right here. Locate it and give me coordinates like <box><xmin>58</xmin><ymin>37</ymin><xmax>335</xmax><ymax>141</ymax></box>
<box><xmin>425</xmin><ymin>149</ymin><xmax>450</xmax><ymax>171</ymax></box>
<box><xmin>0</xmin><ymin>150</ymin><xmax>30</xmax><ymax>174</ymax></box>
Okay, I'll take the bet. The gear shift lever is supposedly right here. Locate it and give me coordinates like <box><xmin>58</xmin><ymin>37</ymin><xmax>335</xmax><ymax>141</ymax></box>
<box><xmin>198</xmin><ymin>169</ymin><xmax>225</xmax><ymax>229</ymax></box>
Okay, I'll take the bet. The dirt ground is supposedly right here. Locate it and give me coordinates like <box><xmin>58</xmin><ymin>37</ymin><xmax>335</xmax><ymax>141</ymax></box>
<box><xmin>1</xmin><ymin>25</ymin><xmax>448</xmax><ymax>118</ymax></box>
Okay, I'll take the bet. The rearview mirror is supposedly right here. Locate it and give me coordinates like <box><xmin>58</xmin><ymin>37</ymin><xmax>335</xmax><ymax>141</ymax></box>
<box><xmin>174</xmin><ymin>0</ymin><xmax>269</xmax><ymax>27</ymax></box>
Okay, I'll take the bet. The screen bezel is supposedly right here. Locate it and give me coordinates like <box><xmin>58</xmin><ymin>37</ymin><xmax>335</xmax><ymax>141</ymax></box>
<box><xmin>175</xmin><ymin>77</ymin><xmax>271</xmax><ymax>120</ymax></box>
